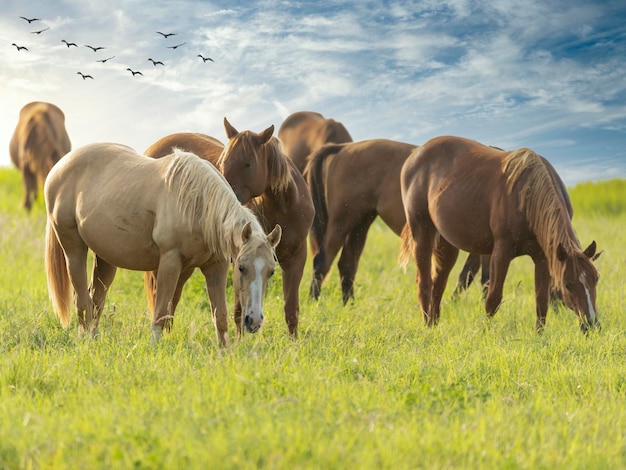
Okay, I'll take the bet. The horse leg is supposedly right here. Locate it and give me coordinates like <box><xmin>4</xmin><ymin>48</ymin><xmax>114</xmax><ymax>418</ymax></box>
<box><xmin>201</xmin><ymin>262</ymin><xmax>230</xmax><ymax>346</ymax></box>
<box><xmin>479</xmin><ymin>255</ymin><xmax>491</xmax><ymax>297</ymax></box>
<box><xmin>337</xmin><ymin>214</ymin><xmax>376</xmax><ymax>305</ymax></box>
<box><xmin>278</xmin><ymin>242</ymin><xmax>307</xmax><ymax>337</ymax></box>
<box><xmin>484</xmin><ymin>242</ymin><xmax>513</xmax><ymax>318</ymax></box>
<box><xmin>63</xmin><ymin>242</ymin><xmax>95</xmax><ymax>335</ymax></box>
<box><xmin>533</xmin><ymin>256</ymin><xmax>550</xmax><ymax>333</ymax></box>
<box><xmin>310</xmin><ymin>220</ymin><xmax>350</xmax><ymax>301</ymax></box>
<box><xmin>452</xmin><ymin>252</ymin><xmax>480</xmax><ymax>298</ymax></box>
<box><xmin>22</xmin><ymin>167</ymin><xmax>37</xmax><ymax>211</ymax></box>
<box><xmin>430</xmin><ymin>235</ymin><xmax>459</xmax><ymax>323</ymax></box>
<box><xmin>151</xmin><ymin>252</ymin><xmax>183</xmax><ymax>342</ymax></box>
<box><xmin>88</xmin><ymin>255</ymin><xmax>117</xmax><ymax>335</ymax></box>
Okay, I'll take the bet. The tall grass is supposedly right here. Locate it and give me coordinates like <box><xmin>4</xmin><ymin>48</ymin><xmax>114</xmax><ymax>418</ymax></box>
<box><xmin>0</xmin><ymin>168</ymin><xmax>624</xmax><ymax>469</ymax></box>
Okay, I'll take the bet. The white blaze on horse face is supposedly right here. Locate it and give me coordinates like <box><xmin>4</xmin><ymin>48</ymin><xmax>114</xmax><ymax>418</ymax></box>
<box><xmin>245</xmin><ymin>257</ymin><xmax>266</xmax><ymax>328</ymax></box>
<box><xmin>580</xmin><ymin>273</ymin><xmax>596</xmax><ymax>324</ymax></box>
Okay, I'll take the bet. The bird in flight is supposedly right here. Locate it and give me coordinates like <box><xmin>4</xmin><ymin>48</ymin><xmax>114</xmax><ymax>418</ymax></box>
<box><xmin>62</xmin><ymin>39</ymin><xmax>78</xmax><ymax>47</ymax></box>
<box><xmin>12</xmin><ymin>43</ymin><xmax>29</xmax><ymax>52</ymax></box>
<box><xmin>167</xmin><ymin>42</ymin><xmax>186</xmax><ymax>49</ymax></box>
<box><xmin>20</xmin><ymin>16</ymin><xmax>40</xmax><ymax>23</ymax></box>
<box><xmin>85</xmin><ymin>45</ymin><xmax>106</xmax><ymax>52</ymax></box>
<box><xmin>97</xmin><ymin>56</ymin><xmax>115</xmax><ymax>63</ymax></box>
<box><xmin>156</xmin><ymin>31</ymin><xmax>176</xmax><ymax>38</ymax></box>
<box><xmin>148</xmin><ymin>58</ymin><xmax>165</xmax><ymax>66</ymax></box>
<box><xmin>31</xmin><ymin>27</ymin><xmax>50</xmax><ymax>34</ymax></box>
<box><xmin>126</xmin><ymin>68</ymin><xmax>143</xmax><ymax>76</ymax></box>
<box><xmin>77</xmin><ymin>72</ymin><xmax>94</xmax><ymax>80</ymax></box>
<box><xmin>197</xmin><ymin>54</ymin><xmax>214</xmax><ymax>63</ymax></box>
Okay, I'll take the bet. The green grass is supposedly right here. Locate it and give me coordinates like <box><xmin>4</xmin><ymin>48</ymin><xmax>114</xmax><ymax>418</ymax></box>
<box><xmin>1</xmin><ymin>168</ymin><xmax>625</xmax><ymax>469</ymax></box>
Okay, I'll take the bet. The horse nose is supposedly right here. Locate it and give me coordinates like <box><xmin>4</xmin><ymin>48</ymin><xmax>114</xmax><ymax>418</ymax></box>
<box><xmin>244</xmin><ymin>312</ymin><xmax>264</xmax><ymax>333</ymax></box>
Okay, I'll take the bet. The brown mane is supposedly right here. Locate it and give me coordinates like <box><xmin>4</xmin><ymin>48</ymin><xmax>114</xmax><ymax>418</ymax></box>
<box><xmin>503</xmin><ymin>148</ymin><xmax>597</xmax><ymax>292</ymax></box>
<box><xmin>217</xmin><ymin>135</ymin><xmax>291</xmax><ymax>194</ymax></box>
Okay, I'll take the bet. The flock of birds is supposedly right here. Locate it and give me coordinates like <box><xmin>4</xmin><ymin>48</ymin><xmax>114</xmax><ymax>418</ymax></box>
<box><xmin>11</xmin><ymin>16</ymin><xmax>215</xmax><ymax>81</ymax></box>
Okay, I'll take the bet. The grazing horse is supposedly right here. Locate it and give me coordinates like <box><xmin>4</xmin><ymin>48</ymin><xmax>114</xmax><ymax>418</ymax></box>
<box><xmin>10</xmin><ymin>101</ymin><xmax>71</xmax><ymax>211</ymax></box>
<box><xmin>278</xmin><ymin>111</ymin><xmax>353</xmax><ymax>173</ymax></box>
<box><xmin>144</xmin><ymin>120</ymin><xmax>313</xmax><ymax>337</ymax></box>
<box><xmin>44</xmin><ymin>143</ymin><xmax>281</xmax><ymax>345</ymax></box>
<box><xmin>305</xmin><ymin>139</ymin><xmax>417</xmax><ymax>304</ymax></box>
<box><xmin>400</xmin><ymin>136</ymin><xmax>599</xmax><ymax>332</ymax></box>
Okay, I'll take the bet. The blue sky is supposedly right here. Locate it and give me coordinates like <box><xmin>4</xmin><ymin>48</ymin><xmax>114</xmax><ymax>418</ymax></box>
<box><xmin>1</xmin><ymin>0</ymin><xmax>625</xmax><ymax>185</ymax></box>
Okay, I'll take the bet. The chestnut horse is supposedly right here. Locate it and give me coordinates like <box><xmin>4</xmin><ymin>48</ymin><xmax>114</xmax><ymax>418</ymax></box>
<box><xmin>44</xmin><ymin>143</ymin><xmax>281</xmax><ymax>345</ymax></box>
<box><xmin>278</xmin><ymin>111</ymin><xmax>353</xmax><ymax>173</ymax></box>
<box><xmin>10</xmin><ymin>101</ymin><xmax>71</xmax><ymax>211</ymax></box>
<box><xmin>144</xmin><ymin>120</ymin><xmax>313</xmax><ymax>337</ymax></box>
<box><xmin>305</xmin><ymin>139</ymin><xmax>417</xmax><ymax>304</ymax></box>
<box><xmin>400</xmin><ymin>136</ymin><xmax>599</xmax><ymax>333</ymax></box>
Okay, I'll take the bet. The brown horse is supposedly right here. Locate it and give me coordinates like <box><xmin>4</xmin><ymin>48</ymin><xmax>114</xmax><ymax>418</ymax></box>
<box><xmin>400</xmin><ymin>136</ymin><xmax>599</xmax><ymax>333</ymax></box>
<box><xmin>278</xmin><ymin>111</ymin><xmax>353</xmax><ymax>173</ymax></box>
<box><xmin>144</xmin><ymin>120</ymin><xmax>313</xmax><ymax>337</ymax></box>
<box><xmin>44</xmin><ymin>143</ymin><xmax>281</xmax><ymax>345</ymax></box>
<box><xmin>10</xmin><ymin>101</ymin><xmax>71</xmax><ymax>211</ymax></box>
<box><xmin>305</xmin><ymin>139</ymin><xmax>417</xmax><ymax>304</ymax></box>
<box><xmin>452</xmin><ymin>153</ymin><xmax>575</xmax><ymax>298</ymax></box>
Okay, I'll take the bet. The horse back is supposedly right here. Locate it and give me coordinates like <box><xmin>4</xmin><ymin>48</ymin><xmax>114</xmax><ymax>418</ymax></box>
<box><xmin>144</xmin><ymin>132</ymin><xmax>224</xmax><ymax>165</ymax></box>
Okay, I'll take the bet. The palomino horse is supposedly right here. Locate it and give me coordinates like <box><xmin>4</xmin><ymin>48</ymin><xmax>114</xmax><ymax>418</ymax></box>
<box><xmin>10</xmin><ymin>101</ymin><xmax>71</xmax><ymax>211</ymax></box>
<box><xmin>305</xmin><ymin>139</ymin><xmax>417</xmax><ymax>304</ymax></box>
<box><xmin>400</xmin><ymin>136</ymin><xmax>599</xmax><ymax>332</ymax></box>
<box><xmin>144</xmin><ymin>119</ymin><xmax>313</xmax><ymax>337</ymax></box>
<box><xmin>44</xmin><ymin>143</ymin><xmax>281</xmax><ymax>345</ymax></box>
<box><xmin>278</xmin><ymin>111</ymin><xmax>353</xmax><ymax>173</ymax></box>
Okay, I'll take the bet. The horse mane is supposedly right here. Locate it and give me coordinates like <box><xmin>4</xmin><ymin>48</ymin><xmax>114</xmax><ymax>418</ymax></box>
<box><xmin>164</xmin><ymin>150</ymin><xmax>266</xmax><ymax>259</ymax></box>
<box><xmin>217</xmin><ymin>134</ymin><xmax>291</xmax><ymax>194</ymax></box>
<box><xmin>502</xmin><ymin>148</ymin><xmax>596</xmax><ymax>291</ymax></box>
<box><xmin>23</xmin><ymin>106</ymin><xmax>70</xmax><ymax>180</ymax></box>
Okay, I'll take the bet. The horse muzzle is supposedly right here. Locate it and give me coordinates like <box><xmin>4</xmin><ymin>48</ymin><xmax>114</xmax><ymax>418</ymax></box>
<box><xmin>244</xmin><ymin>312</ymin><xmax>264</xmax><ymax>333</ymax></box>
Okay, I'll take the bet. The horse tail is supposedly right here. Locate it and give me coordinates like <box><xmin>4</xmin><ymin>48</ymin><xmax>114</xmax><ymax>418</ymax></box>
<box><xmin>304</xmin><ymin>143</ymin><xmax>344</xmax><ymax>247</ymax></box>
<box><xmin>144</xmin><ymin>271</ymin><xmax>157</xmax><ymax>318</ymax></box>
<box><xmin>398</xmin><ymin>222</ymin><xmax>415</xmax><ymax>270</ymax></box>
<box><xmin>45</xmin><ymin>220</ymin><xmax>72</xmax><ymax>327</ymax></box>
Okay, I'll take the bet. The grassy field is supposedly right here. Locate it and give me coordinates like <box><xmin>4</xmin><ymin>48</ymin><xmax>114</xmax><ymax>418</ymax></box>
<box><xmin>0</xmin><ymin>167</ymin><xmax>624</xmax><ymax>469</ymax></box>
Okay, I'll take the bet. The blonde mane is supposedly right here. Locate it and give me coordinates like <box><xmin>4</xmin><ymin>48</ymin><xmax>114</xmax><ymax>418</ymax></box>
<box><xmin>503</xmin><ymin>148</ymin><xmax>595</xmax><ymax>291</ymax></box>
<box><xmin>217</xmin><ymin>135</ymin><xmax>291</xmax><ymax>194</ymax></box>
<box><xmin>164</xmin><ymin>150</ymin><xmax>267</xmax><ymax>260</ymax></box>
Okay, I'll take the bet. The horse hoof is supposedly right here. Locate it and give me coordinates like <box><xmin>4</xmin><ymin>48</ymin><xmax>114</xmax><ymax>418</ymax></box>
<box><xmin>150</xmin><ymin>325</ymin><xmax>163</xmax><ymax>343</ymax></box>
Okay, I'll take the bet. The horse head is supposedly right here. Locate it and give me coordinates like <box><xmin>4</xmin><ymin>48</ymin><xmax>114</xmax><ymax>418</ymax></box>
<box><xmin>557</xmin><ymin>240</ymin><xmax>600</xmax><ymax>333</ymax></box>
<box><xmin>233</xmin><ymin>221</ymin><xmax>282</xmax><ymax>333</ymax></box>
<box><xmin>218</xmin><ymin>118</ymin><xmax>274</xmax><ymax>203</ymax></box>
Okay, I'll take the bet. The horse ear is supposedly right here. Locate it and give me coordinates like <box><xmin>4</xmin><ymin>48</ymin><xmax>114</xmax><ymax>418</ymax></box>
<box><xmin>557</xmin><ymin>243</ymin><xmax>568</xmax><ymax>262</ymax></box>
<box><xmin>241</xmin><ymin>221</ymin><xmax>252</xmax><ymax>244</ymax></box>
<box><xmin>583</xmin><ymin>240</ymin><xmax>597</xmax><ymax>259</ymax></box>
<box><xmin>224</xmin><ymin>117</ymin><xmax>238</xmax><ymax>139</ymax></box>
<box><xmin>592</xmin><ymin>250</ymin><xmax>603</xmax><ymax>262</ymax></box>
<box><xmin>267</xmin><ymin>224</ymin><xmax>282</xmax><ymax>248</ymax></box>
<box><xmin>256</xmin><ymin>125</ymin><xmax>274</xmax><ymax>145</ymax></box>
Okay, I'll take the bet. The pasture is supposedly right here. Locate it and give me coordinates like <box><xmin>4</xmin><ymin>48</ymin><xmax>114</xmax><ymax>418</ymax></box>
<box><xmin>0</xmin><ymin>168</ymin><xmax>624</xmax><ymax>469</ymax></box>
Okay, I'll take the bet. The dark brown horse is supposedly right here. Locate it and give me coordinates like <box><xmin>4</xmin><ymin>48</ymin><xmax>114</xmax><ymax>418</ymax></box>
<box><xmin>305</xmin><ymin>139</ymin><xmax>417</xmax><ymax>304</ymax></box>
<box><xmin>400</xmin><ymin>136</ymin><xmax>600</xmax><ymax>333</ymax></box>
<box><xmin>144</xmin><ymin>120</ymin><xmax>313</xmax><ymax>337</ymax></box>
<box><xmin>10</xmin><ymin>101</ymin><xmax>71</xmax><ymax>211</ymax></box>
<box><xmin>278</xmin><ymin>111</ymin><xmax>353</xmax><ymax>173</ymax></box>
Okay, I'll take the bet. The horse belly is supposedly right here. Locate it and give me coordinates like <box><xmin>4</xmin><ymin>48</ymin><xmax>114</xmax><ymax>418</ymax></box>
<box><xmin>429</xmin><ymin>192</ymin><xmax>494</xmax><ymax>254</ymax></box>
<box><xmin>77</xmin><ymin>211</ymin><xmax>160</xmax><ymax>271</ymax></box>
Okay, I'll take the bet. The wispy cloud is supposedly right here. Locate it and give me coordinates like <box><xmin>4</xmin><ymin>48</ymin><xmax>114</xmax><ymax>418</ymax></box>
<box><xmin>1</xmin><ymin>0</ymin><xmax>625</xmax><ymax>184</ymax></box>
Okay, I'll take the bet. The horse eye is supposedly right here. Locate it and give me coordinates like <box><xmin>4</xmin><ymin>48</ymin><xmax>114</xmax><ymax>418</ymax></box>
<box><xmin>244</xmin><ymin>163</ymin><xmax>252</xmax><ymax>169</ymax></box>
<box><xmin>565</xmin><ymin>282</ymin><xmax>576</xmax><ymax>292</ymax></box>
<box><xmin>238</xmin><ymin>264</ymin><xmax>246</xmax><ymax>274</ymax></box>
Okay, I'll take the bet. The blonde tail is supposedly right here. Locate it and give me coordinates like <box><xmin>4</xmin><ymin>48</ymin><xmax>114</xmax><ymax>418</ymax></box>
<box><xmin>398</xmin><ymin>223</ymin><xmax>415</xmax><ymax>271</ymax></box>
<box><xmin>44</xmin><ymin>220</ymin><xmax>72</xmax><ymax>326</ymax></box>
